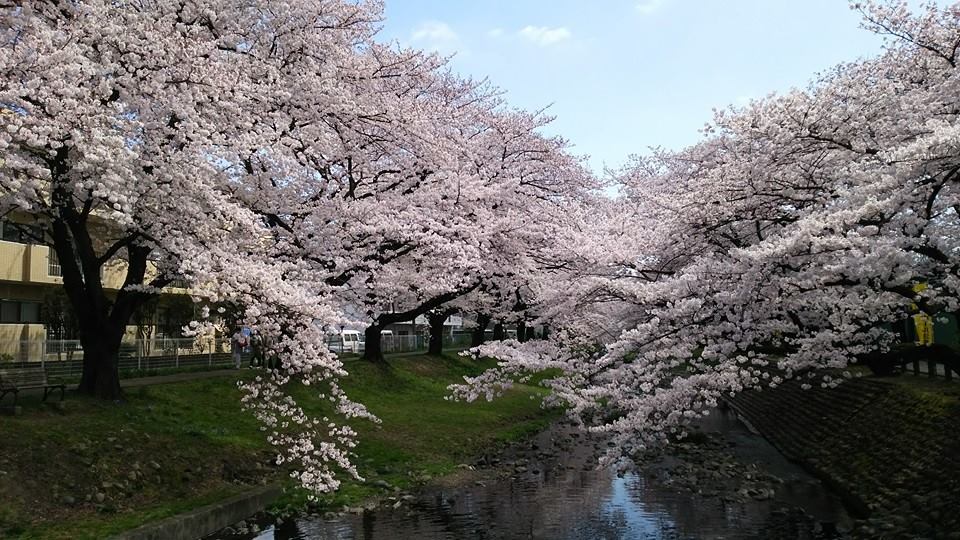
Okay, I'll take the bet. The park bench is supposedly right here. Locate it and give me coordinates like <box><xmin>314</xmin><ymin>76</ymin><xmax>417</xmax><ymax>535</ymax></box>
<box><xmin>0</xmin><ymin>366</ymin><xmax>66</xmax><ymax>409</ymax></box>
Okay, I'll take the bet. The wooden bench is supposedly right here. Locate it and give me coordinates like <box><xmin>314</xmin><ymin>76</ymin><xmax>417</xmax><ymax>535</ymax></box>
<box><xmin>0</xmin><ymin>366</ymin><xmax>66</xmax><ymax>409</ymax></box>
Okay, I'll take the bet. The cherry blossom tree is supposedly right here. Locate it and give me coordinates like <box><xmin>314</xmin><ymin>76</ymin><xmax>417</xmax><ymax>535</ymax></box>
<box><xmin>1</xmin><ymin>0</ymin><xmax>385</xmax><ymax>494</ymax></box>
<box><xmin>453</xmin><ymin>0</ymin><xmax>960</xmax><ymax>463</ymax></box>
<box><xmin>0</xmin><ymin>0</ymin><xmax>595</xmax><ymax>495</ymax></box>
<box><xmin>304</xmin><ymin>88</ymin><xmax>596</xmax><ymax>363</ymax></box>
<box><xmin>0</xmin><ymin>0</ymin><xmax>386</xmax><ymax>397</ymax></box>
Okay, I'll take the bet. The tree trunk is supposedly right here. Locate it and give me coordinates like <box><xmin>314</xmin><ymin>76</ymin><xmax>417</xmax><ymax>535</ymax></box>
<box><xmin>512</xmin><ymin>290</ymin><xmax>528</xmax><ymax>343</ymax></box>
<box><xmin>76</xmin><ymin>337</ymin><xmax>123</xmax><ymax>400</ymax></box>
<box><xmin>471</xmin><ymin>313</ymin><xmax>491</xmax><ymax>347</ymax></box>
<box><xmin>52</xmin><ymin>220</ymin><xmax>160</xmax><ymax>399</ymax></box>
<box><xmin>75</xmin><ymin>315</ymin><xmax>125</xmax><ymax>400</ymax></box>
<box><xmin>428</xmin><ymin>311</ymin><xmax>447</xmax><ymax>356</ymax></box>
<box><xmin>493</xmin><ymin>321</ymin><xmax>505</xmax><ymax>341</ymax></box>
<box><xmin>362</xmin><ymin>324</ymin><xmax>386</xmax><ymax>363</ymax></box>
<box><xmin>359</xmin><ymin>282</ymin><xmax>480</xmax><ymax>363</ymax></box>
<box><xmin>45</xmin><ymin>148</ymin><xmax>173</xmax><ymax>400</ymax></box>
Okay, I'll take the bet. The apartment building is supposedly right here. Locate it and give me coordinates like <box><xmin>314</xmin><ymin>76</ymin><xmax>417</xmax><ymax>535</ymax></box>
<box><xmin>0</xmin><ymin>216</ymin><xmax>192</xmax><ymax>360</ymax></box>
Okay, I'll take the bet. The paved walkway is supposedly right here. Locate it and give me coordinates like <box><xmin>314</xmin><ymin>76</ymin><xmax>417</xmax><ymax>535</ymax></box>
<box><xmin>121</xmin><ymin>347</ymin><xmax>472</xmax><ymax>385</ymax></box>
<box><xmin>10</xmin><ymin>348</ymin><xmax>464</xmax><ymax>399</ymax></box>
<box><xmin>10</xmin><ymin>348</ymin><xmax>472</xmax><ymax>402</ymax></box>
<box><xmin>120</xmin><ymin>368</ymin><xmax>239</xmax><ymax>388</ymax></box>
<box><xmin>9</xmin><ymin>367</ymin><xmax>240</xmax><ymax>402</ymax></box>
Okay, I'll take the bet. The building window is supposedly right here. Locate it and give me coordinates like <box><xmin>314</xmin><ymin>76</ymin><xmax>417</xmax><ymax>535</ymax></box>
<box><xmin>0</xmin><ymin>301</ymin><xmax>16</xmax><ymax>323</ymax></box>
<box><xmin>20</xmin><ymin>302</ymin><xmax>39</xmax><ymax>323</ymax></box>
<box><xmin>0</xmin><ymin>300</ymin><xmax>42</xmax><ymax>324</ymax></box>
<box><xmin>0</xmin><ymin>219</ymin><xmax>43</xmax><ymax>244</ymax></box>
<box><xmin>169</xmin><ymin>278</ymin><xmax>189</xmax><ymax>289</ymax></box>
<box><xmin>48</xmin><ymin>250</ymin><xmax>62</xmax><ymax>277</ymax></box>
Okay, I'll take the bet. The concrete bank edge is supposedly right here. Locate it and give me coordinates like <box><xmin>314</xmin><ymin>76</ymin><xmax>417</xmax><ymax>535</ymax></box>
<box><xmin>110</xmin><ymin>483</ymin><xmax>281</xmax><ymax>540</ymax></box>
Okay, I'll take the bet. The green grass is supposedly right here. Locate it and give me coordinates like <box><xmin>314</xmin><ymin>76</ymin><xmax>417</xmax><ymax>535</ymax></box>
<box><xmin>51</xmin><ymin>363</ymin><xmax>236</xmax><ymax>386</ymax></box>
<box><xmin>284</xmin><ymin>354</ymin><xmax>558</xmax><ymax>511</ymax></box>
<box><xmin>0</xmin><ymin>353</ymin><xmax>555</xmax><ymax>539</ymax></box>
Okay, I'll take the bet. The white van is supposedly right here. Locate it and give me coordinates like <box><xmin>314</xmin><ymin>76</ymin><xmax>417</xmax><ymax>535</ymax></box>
<box><xmin>380</xmin><ymin>329</ymin><xmax>395</xmax><ymax>352</ymax></box>
<box><xmin>329</xmin><ymin>330</ymin><xmax>365</xmax><ymax>354</ymax></box>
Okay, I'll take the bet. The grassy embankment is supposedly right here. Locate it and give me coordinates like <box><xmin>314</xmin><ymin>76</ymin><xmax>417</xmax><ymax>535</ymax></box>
<box><xmin>0</xmin><ymin>353</ymin><xmax>556</xmax><ymax>539</ymax></box>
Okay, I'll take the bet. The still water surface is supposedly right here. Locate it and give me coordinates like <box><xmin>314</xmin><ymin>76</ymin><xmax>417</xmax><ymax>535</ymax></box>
<box><xmin>209</xmin><ymin>408</ymin><xmax>849</xmax><ymax>539</ymax></box>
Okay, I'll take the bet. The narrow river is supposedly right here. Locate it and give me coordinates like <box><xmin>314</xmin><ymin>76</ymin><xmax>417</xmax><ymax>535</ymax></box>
<box><xmin>207</xmin><ymin>407</ymin><xmax>851</xmax><ymax>539</ymax></box>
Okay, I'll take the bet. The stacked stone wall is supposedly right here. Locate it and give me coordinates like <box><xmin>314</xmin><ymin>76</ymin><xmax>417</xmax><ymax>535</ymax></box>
<box><xmin>728</xmin><ymin>377</ymin><xmax>960</xmax><ymax>538</ymax></box>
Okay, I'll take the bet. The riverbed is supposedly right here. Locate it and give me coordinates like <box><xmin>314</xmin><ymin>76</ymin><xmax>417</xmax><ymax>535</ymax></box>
<box><xmin>206</xmin><ymin>407</ymin><xmax>851</xmax><ymax>539</ymax></box>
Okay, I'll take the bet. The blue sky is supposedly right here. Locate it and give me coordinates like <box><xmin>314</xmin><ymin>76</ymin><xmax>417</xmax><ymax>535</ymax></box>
<box><xmin>374</xmin><ymin>1</ymin><xmax>903</xmax><ymax>174</ymax></box>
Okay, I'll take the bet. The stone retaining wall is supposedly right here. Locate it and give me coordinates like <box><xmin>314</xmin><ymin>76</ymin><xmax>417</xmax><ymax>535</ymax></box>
<box><xmin>727</xmin><ymin>377</ymin><xmax>960</xmax><ymax>538</ymax></box>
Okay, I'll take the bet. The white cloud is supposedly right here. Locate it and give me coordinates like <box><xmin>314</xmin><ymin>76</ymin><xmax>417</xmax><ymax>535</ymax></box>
<box><xmin>518</xmin><ymin>25</ymin><xmax>571</xmax><ymax>46</ymax></box>
<box><xmin>410</xmin><ymin>21</ymin><xmax>460</xmax><ymax>52</ymax></box>
<box><xmin>636</xmin><ymin>0</ymin><xmax>667</xmax><ymax>15</ymax></box>
<box><xmin>487</xmin><ymin>28</ymin><xmax>505</xmax><ymax>39</ymax></box>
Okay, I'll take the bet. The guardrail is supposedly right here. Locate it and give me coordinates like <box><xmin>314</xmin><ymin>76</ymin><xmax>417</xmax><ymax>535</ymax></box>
<box><xmin>903</xmin><ymin>359</ymin><xmax>958</xmax><ymax>382</ymax></box>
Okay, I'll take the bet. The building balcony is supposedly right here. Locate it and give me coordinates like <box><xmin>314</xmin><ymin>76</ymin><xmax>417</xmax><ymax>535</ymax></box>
<box><xmin>0</xmin><ymin>240</ymin><xmax>186</xmax><ymax>293</ymax></box>
<box><xmin>0</xmin><ymin>240</ymin><xmax>64</xmax><ymax>286</ymax></box>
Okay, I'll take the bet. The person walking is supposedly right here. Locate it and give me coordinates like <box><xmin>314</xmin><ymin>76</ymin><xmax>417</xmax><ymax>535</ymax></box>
<box><xmin>231</xmin><ymin>329</ymin><xmax>247</xmax><ymax>369</ymax></box>
<box><xmin>249</xmin><ymin>332</ymin><xmax>264</xmax><ymax>368</ymax></box>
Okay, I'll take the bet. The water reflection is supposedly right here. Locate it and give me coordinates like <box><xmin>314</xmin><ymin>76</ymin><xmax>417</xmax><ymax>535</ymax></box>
<box><xmin>208</xmin><ymin>409</ymin><xmax>848</xmax><ymax>540</ymax></box>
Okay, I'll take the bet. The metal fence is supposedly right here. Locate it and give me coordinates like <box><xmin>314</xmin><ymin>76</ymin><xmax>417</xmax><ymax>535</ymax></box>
<box><xmin>0</xmin><ymin>338</ymin><xmax>234</xmax><ymax>379</ymax></box>
<box><xmin>0</xmin><ymin>333</ymin><xmax>474</xmax><ymax>379</ymax></box>
<box><xmin>903</xmin><ymin>359</ymin><xmax>959</xmax><ymax>382</ymax></box>
<box><xmin>324</xmin><ymin>332</ymin><xmax>473</xmax><ymax>356</ymax></box>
